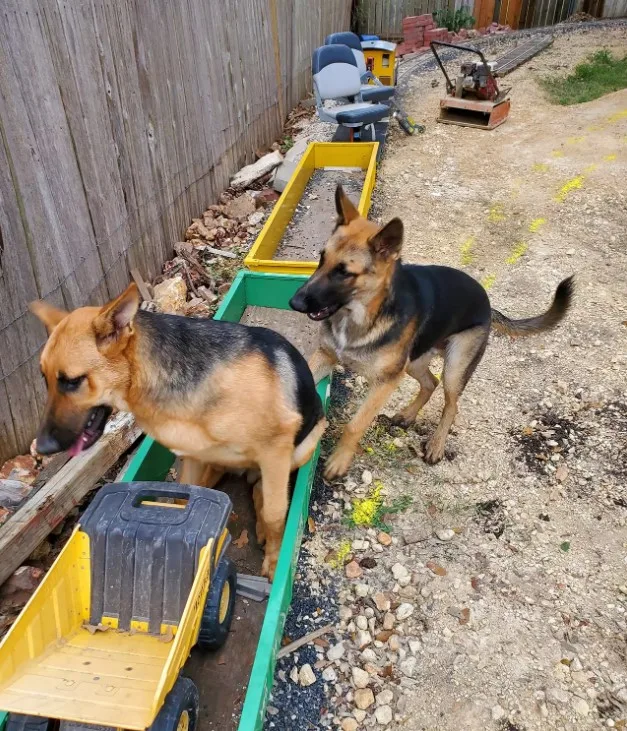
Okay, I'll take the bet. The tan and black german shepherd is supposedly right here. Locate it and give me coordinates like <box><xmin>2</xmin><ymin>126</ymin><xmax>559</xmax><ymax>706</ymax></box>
<box><xmin>290</xmin><ymin>186</ymin><xmax>573</xmax><ymax>479</ymax></box>
<box><xmin>30</xmin><ymin>283</ymin><xmax>326</xmax><ymax>578</ymax></box>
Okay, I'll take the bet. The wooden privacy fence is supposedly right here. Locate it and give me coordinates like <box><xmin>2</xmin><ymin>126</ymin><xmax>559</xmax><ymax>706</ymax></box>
<box><xmin>354</xmin><ymin>0</ymin><xmax>474</xmax><ymax>37</ymax></box>
<box><xmin>0</xmin><ymin>0</ymin><xmax>351</xmax><ymax>463</ymax></box>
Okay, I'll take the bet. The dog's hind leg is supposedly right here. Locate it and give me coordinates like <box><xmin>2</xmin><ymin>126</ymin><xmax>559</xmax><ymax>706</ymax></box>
<box><xmin>424</xmin><ymin>325</ymin><xmax>489</xmax><ymax>464</ymax></box>
<box><xmin>252</xmin><ymin>479</ymin><xmax>266</xmax><ymax>547</ymax></box>
<box><xmin>257</xmin><ymin>442</ymin><xmax>293</xmax><ymax>580</ymax></box>
<box><xmin>180</xmin><ymin>457</ymin><xmax>224</xmax><ymax>488</ymax></box>
<box><xmin>391</xmin><ymin>353</ymin><xmax>439</xmax><ymax>428</ymax></box>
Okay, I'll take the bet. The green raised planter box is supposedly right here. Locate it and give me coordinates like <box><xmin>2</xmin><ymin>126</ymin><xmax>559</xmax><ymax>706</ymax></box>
<box><xmin>0</xmin><ymin>270</ymin><xmax>328</xmax><ymax>731</ymax></box>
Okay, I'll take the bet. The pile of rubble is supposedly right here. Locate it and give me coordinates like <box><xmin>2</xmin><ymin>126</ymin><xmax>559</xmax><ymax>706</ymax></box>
<box><xmin>397</xmin><ymin>14</ymin><xmax>512</xmax><ymax>58</ymax></box>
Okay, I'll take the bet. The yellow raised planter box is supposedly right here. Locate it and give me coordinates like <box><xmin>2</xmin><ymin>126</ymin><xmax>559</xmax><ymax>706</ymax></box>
<box><xmin>244</xmin><ymin>141</ymin><xmax>378</xmax><ymax>276</ymax></box>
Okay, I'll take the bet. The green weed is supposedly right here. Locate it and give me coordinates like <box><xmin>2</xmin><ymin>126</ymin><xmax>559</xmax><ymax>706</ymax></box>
<box><xmin>540</xmin><ymin>50</ymin><xmax>627</xmax><ymax>105</ymax></box>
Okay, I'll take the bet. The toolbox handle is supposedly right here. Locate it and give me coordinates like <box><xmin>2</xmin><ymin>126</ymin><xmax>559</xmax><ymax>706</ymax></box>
<box><xmin>429</xmin><ymin>41</ymin><xmax>492</xmax><ymax>96</ymax></box>
<box><xmin>130</xmin><ymin>486</ymin><xmax>192</xmax><ymax>509</ymax></box>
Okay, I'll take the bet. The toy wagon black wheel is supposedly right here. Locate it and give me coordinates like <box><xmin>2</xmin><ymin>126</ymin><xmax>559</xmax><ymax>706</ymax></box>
<box><xmin>397</xmin><ymin>114</ymin><xmax>416</xmax><ymax>135</ymax></box>
<box><xmin>148</xmin><ymin>676</ymin><xmax>199</xmax><ymax>731</ymax></box>
<box><xmin>197</xmin><ymin>556</ymin><xmax>236</xmax><ymax>650</ymax></box>
<box><xmin>5</xmin><ymin>715</ymin><xmax>52</xmax><ymax>731</ymax></box>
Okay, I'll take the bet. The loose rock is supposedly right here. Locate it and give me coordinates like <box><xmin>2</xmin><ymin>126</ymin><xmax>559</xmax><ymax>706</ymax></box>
<box><xmin>374</xmin><ymin>705</ymin><xmax>393</xmax><ymax>725</ymax></box>
<box><xmin>352</xmin><ymin>667</ymin><xmax>370</xmax><ymax>689</ymax></box>
<box><xmin>298</xmin><ymin>663</ymin><xmax>316</xmax><ymax>687</ymax></box>
<box><xmin>396</xmin><ymin>603</ymin><xmax>414</xmax><ymax>621</ymax></box>
<box><xmin>354</xmin><ymin>688</ymin><xmax>375</xmax><ymax>710</ymax></box>
<box><xmin>346</xmin><ymin>561</ymin><xmax>363</xmax><ymax>579</ymax></box>
<box><xmin>328</xmin><ymin>642</ymin><xmax>346</xmax><ymax>662</ymax></box>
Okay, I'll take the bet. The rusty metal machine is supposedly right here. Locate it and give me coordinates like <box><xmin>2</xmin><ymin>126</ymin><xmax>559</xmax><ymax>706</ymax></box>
<box><xmin>430</xmin><ymin>41</ymin><xmax>511</xmax><ymax>130</ymax></box>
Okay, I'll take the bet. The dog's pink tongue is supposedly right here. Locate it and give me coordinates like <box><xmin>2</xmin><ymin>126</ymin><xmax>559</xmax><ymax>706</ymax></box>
<box><xmin>67</xmin><ymin>435</ymin><xmax>85</xmax><ymax>458</ymax></box>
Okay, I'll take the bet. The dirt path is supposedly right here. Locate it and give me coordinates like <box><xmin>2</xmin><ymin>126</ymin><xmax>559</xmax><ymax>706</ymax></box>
<box><xmin>266</xmin><ymin>28</ymin><xmax>627</xmax><ymax>731</ymax></box>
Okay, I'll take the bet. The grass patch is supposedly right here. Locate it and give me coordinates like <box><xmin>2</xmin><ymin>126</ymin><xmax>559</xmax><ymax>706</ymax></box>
<box><xmin>541</xmin><ymin>50</ymin><xmax>627</xmax><ymax>105</ymax></box>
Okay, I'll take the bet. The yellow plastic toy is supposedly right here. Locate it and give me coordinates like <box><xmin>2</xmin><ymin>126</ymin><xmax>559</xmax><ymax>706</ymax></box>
<box><xmin>0</xmin><ymin>482</ymin><xmax>234</xmax><ymax>731</ymax></box>
<box><xmin>361</xmin><ymin>39</ymin><xmax>398</xmax><ymax>87</ymax></box>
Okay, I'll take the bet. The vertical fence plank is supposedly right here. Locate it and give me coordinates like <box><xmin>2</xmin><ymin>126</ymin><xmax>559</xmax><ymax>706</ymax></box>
<box><xmin>0</xmin><ymin>0</ymin><xmax>352</xmax><ymax>461</ymax></box>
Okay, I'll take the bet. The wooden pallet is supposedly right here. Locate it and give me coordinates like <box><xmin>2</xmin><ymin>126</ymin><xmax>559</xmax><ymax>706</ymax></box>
<box><xmin>495</xmin><ymin>35</ymin><xmax>553</xmax><ymax>76</ymax></box>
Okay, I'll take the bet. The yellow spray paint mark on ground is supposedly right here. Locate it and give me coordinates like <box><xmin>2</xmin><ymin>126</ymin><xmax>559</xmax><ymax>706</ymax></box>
<box><xmin>510</xmin><ymin>179</ymin><xmax>522</xmax><ymax>199</ymax></box>
<box><xmin>351</xmin><ymin>482</ymin><xmax>384</xmax><ymax>527</ymax></box>
<box><xmin>481</xmin><ymin>273</ymin><xmax>496</xmax><ymax>290</ymax></box>
<box><xmin>532</xmin><ymin>162</ymin><xmax>550</xmax><ymax>173</ymax></box>
<box><xmin>488</xmin><ymin>203</ymin><xmax>506</xmax><ymax>223</ymax></box>
<box><xmin>583</xmin><ymin>163</ymin><xmax>597</xmax><ymax>174</ymax></box>
<box><xmin>603</xmin><ymin>153</ymin><xmax>617</xmax><ymax>162</ymax></box>
<box><xmin>555</xmin><ymin>175</ymin><xmax>585</xmax><ymax>203</ymax></box>
<box><xmin>506</xmin><ymin>242</ymin><xmax>528</xmax><ymax>265</ymax></box>
<box><xmin>608</xmin><ymin>110</ymin><xmax>627</xmax><ymax>123</ymax></box>
<box><xmin>529</xmin><ymin>217</ymin><xmax>546</xmax><ymax>233</ymax></box>
<box><xmin>460</xmin><ymin>236</ymin><xmax>475</xmax><ymax>265</ymax></box>
<box><xmin>327</xmin><ymin>539</ymin><xmax>352</xmax><ymax>569</ymax></box>
<box><xmin>551</xmin><ymin>150</ymin><xmax>564</xmax><ymax>158</ymax></box>
<box><xmin>585</xmin><ymin>124</ymin><xmax>603</xmax><ymax>133</ymax></box>
<box><xmin>566</xmin><ymin>136</ymin><xmax>585</xmax><ymax>145</ymax></box>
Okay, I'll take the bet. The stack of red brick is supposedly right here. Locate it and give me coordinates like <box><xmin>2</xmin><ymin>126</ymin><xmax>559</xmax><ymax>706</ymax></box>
<box><xmin>396</xmin><ymin>15</ymin><xmax>513</xmax><ymax>58</ymax></box>
<box><xmin>396</xmin><ymin>14</ymin><xmax>451</xmax><ymax>56</ymax></box>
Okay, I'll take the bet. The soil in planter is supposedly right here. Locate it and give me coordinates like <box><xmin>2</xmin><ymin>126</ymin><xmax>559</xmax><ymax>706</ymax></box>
<box><xmin>274</xmin><ymin>168</ymin><xmax>366</xmax><ymax>262</ymax></box>
<box><xmin>240</xmin><ymin>307</ymin><xmax>321</xmax><ymax>361</ymax></box>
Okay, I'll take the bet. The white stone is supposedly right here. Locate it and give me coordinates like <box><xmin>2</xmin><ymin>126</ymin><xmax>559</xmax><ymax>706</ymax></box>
<box><xmin>356</xmin><ymin>615</ymin><xmax>368</xmax><ymax>631</ymax></box>
<box><xmin>322</xmin><ymin>666</ymin><xmax>338</xmax><ymax>682</ymax></box>
<box><xmin>573</xmin><ymin>698</ymin><xmax>589</xmax><ymax>716</ymax></box>
<box><xmin>436</xmin><ymin>528</ymin><xmax>455</xmax><ymax>541</ymax></box>
<box><xmin>396</xmin><ymin>603</ymin><xmax>414</xmax><ymax>621</ymax></box>
<box><xmin>356</xmin><ymin>630</ymin><xmax>373</xmax><ymax>649</ymax></box>
<box><xmin>352</xmin><ymin>667</ymin><xmax>370</xmax><ymax>689</ymax></box>
<box><xmin>399</xmin><ymin>657</ymin><xmax>417</xmax><ymax>678</ymax></box>
<box><xmin>491</xmin><ymin>705</ymin><xmax>506</xmax><ymax>721</ymax></box>
<box><xmin>374</xmin><ymin>705</ymin><xmax>393</xmax><ymax>725</ymax></box>
<box><xmin>298</xmin><ymin>663</ymin><xmax>316</xmax><ymax>687</ymax></box>
<box><xmin>376</xmin><ymin>689</ymin><xmax>394</xmax><ymax>706</ymax></box>
<box><xmin>392</xmin><ymin>563</ymin><xmax>410</xmax><ymax>581</ymax></box>
<box><xmin>361</xmin><ymin>470</ymin><xmax>373</xmax><ymax>485</ymax></box>
<box><xmin>327</xmin><ymin>642</ymin><xmax>346</xmax><ymax>662</ymax></box>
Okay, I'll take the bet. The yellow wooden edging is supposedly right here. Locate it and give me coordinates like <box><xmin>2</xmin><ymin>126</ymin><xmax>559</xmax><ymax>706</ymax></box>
<box><xmin>244</xmin><ymin>141</ymin><xmax>379</xmax><ymax>275</ymax></box>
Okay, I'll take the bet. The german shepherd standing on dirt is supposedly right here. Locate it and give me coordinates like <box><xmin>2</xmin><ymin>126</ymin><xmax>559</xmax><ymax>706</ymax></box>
<box><xmin>290</xmin><ymin>186</ymin><xmax>573</xmax><ymax>479</ymax></box>
<box><xmin>30</xmin><ymin>284</ymin><xmax>326</xmax><ymax>579</ymax></box>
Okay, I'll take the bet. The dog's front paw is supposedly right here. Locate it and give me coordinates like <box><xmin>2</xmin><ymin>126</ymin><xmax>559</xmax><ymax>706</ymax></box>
<box><xmin>391</xmin><ymin>412</ymin><xmax>415</xmax><ymax>429</ymax></box>
<box><xmin>324</xmin><ymin>446</ymin><xmax>354</xmax><ymax>479</ymax></box>
<box><xmin>261</xmin><ymin>550</ymin><xmax>278</xmax><ymax>581</ymax></box>
<box><xmin>424</xmin><ymin>437</ymin><xmax>446</xmax><ymax>464</ymax></box>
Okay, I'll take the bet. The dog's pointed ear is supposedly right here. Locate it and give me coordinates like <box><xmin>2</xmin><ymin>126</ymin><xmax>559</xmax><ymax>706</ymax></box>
<box><xmin>335</xmin><ymin>184</ymin><xmax>360</xmax><ymax>226</ymax></box>
<box><xmin>93</xmin><ymin>283</ymin><xmax>140</xmax><ymax>352</ymax></box>
<box><xmin>369</xmin><ymin>218</ymin><xmax>404</xmax><ymax>260</ymax></box>
<box><xmin>29</xmin><ymin>300</ymin><xmax>69</xmax><ymax>334</ymax></box>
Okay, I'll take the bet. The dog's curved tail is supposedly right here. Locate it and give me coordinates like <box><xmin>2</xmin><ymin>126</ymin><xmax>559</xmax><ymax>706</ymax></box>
<box><xmin>491</xmin><ymin>276</ymin><xmax>574</xmax><ymax>337</ymax></box>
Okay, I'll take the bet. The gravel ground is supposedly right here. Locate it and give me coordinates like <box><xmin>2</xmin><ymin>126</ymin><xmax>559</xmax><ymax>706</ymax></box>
<box><xmin>264</xmin><ymin>24</ymin><xmax>627</xmax><ymax>731</ymax></box>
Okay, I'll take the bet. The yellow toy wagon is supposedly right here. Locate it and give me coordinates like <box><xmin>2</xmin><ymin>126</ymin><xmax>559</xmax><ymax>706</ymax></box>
<box><xmin>0</xmin><ymin>482</ymin><xmax>235</xmax><ymax>731</ymax></box>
